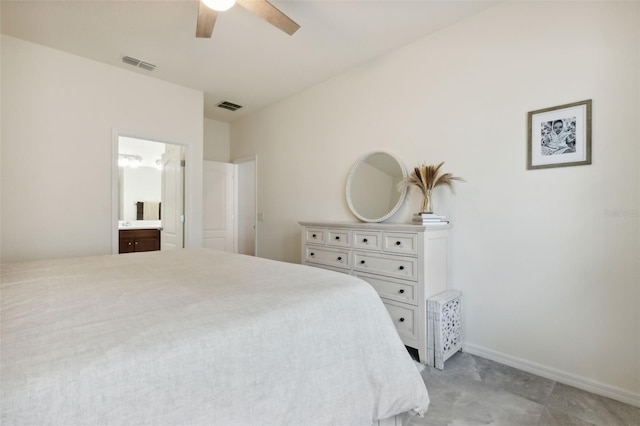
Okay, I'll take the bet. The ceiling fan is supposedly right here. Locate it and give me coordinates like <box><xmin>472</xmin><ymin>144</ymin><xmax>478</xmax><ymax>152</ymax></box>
<box><xmin>196</xmin><ymin>0</ymin><xmax>300</xmax><ymax>38</ymax></box>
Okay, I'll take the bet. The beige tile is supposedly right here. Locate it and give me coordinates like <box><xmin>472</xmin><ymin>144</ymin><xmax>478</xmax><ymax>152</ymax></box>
<box><xmin>441</xmin><ymin>352</ymin><xmax>556</xmax><ymax>404</ymax></box>
<box><xmin>413</xmin><ymin>369</ymin><xmax>545</xmax><ymax>425</ymax></box>
<box><xmin>537</xmin><ymin>407</ymin><xmax>598</xmax><ymax>426</ymax></box>
<box><xmin>545</xmin><ymin>383</ymin><xmax>640</xmax><ymax>426</ymax></box>
<box><xmin>410</xmin><ymin>351</ymin><xmax>639</xmax><ymax>426</ymax></box>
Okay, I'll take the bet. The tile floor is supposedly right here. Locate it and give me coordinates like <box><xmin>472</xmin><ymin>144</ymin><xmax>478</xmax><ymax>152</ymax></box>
<box><xmin>409</xmin><ymin>351</ymin><xmax>640</xmax><ymax>426</ymax></box>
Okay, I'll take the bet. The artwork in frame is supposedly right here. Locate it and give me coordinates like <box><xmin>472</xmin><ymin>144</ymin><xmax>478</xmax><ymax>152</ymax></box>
<box><xmin>527</xmin><ymin>99</ymin><xmax>592</xmax><ymax>170</ymax></box>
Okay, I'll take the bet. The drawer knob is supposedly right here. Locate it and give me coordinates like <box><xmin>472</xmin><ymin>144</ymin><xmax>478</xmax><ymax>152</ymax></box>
<box><xmin>396</xmin><ymin>241</ymin><xmax>401</xmax><ymax>246</ymax></box>
<box><xmin>337</xmin><ymin>257</ymin><xmax>342</xmax><ymax>261</ymax></box>
<box><xmin>399</xmin><ymin>317</ymin><xmax>405</xmax><ymax>322</ymax></box>
<box><xmin>399</xmin><ymin>265</ymin><xmax>405</xmax><ymax>270</ymax></box>
<box><xmin>310</xmin><ymin>252</ymin><xmax>315</xmax><ymax>256</ymax></box>
<box><xmin>128</xmin><ymin>242</ymin><xmax>132</xmax><ymax>246</ymax></box>
<box><xmin>312</xmin><ymin>234</ymin><xmax>317</xmax><ymax>238</ymax></box>
<box><xmin>363</xmin><ymin>238</ymin><xmax>368</xmax><ymax>243</ymax></box>
<box><xmin>360</xmin><ymin>260</ymin><xmax>365</xmax><ymax>264</ymax></box>
<box><xmin>335</xmin><ymin>236</ymin><xmax>340</xmax><ymax>240</ymax></box>
<box><xmin>399</xmin><ymin>289</ymin><xmax>405</xmax><ymax>294</ymax></box>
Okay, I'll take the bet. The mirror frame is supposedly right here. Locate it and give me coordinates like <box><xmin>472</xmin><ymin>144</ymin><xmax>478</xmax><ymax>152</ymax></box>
<box><xmin>345</xmin><ymin>151</ymin><xmax>408</xmax><ymax>223</ymax></box>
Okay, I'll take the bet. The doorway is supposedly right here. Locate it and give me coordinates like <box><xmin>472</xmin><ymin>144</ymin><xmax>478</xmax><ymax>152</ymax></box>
<box><xmin>201</xmin><ymin>156</ymin><xmax>257</xmax><ymax>256</ymax></box>
<box><xmin>112</xmin><ymin>135</ymin><xmax>186</xmax><ymax>254</ymax></box>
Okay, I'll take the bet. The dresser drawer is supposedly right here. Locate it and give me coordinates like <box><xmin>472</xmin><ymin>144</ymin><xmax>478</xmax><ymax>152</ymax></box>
<box><xmin>326</xmin><ymin>229</ymin><xmax>350</xmax><ymax>247</ymax></box>
<box><xmin>383</xmin><ymin>232</ymin><xmax>418</xmax><ymax>255</ymax></box>
<box><xmin>352</xmin><ymin>231</ymin><xmax>382</xmax><ymax>251</ymax></box>
<box><xmin>306</xmin><ymin>262</ymin><xmax>351</xmax><ymax>275</ymax></box>
<box><xmin>356</xmin><ymin>273</ymin><xmax>417</xmax><ymax>305</ymax></box>
<box><xmin>304</xmin><ymin>246</ymin><xmax>350</xmax><ymax>269</ymax></box>
<box><xmin>305</xmin><ymin>228</ymin><xmax>326</xmax><ymax>245</ymax></box>
<box><xmin>382</xmin><ymin>300</ymin><xmax>418</xmax><ymax>341</ymax></box>
<box><xmin>353</xmin><ymin>252</ymin><xmax>417</xmax><ymax>281</ymax></box>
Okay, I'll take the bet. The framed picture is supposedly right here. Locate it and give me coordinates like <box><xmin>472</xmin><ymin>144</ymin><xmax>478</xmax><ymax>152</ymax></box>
<box><xmin>527</xmin><ymin>99</ymin><xmax>592</xmax><ymax>170</ymax></box>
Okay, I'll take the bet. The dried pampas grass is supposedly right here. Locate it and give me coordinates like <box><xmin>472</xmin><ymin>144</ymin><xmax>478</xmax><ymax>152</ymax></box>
<box><xmin>399</xmin><ymin>162</ymin><xmax>464</xmax><ymax>213</ymax></box>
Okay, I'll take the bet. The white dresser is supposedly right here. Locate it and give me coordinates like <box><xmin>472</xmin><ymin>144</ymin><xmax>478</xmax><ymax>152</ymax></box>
<box><xmin>299</xmin><ymin>221</ymin><xmax>450</xmax><ymax>364</ymax></box>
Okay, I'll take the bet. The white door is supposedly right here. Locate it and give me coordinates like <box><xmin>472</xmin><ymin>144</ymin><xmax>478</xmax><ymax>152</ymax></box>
<box><xmin>236</xmin><ymin>158</ymin><xmax>257</xmax><ymax>256</ymax></box>
<box><xmin>161</xmin><ymin>145</ymin><xmax>184</xmax><ymax>250</ymax></box>
<box><xmin>203</xmin><ymin>161</ymin><xmax>236</xmax><ymax>252</ymax></box>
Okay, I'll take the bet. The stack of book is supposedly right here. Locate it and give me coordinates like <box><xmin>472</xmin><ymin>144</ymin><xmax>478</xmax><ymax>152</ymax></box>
<box><xmin>412</xmin><ymin>213</ymin><xmax>449</xmax><ymax>225</ymax></box>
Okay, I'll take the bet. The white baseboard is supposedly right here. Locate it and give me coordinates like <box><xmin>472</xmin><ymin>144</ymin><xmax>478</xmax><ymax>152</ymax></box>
<box><xmin>462</xmin><ymin>342</ymin><xmax>640</xmax><ymax>408</ymax></box>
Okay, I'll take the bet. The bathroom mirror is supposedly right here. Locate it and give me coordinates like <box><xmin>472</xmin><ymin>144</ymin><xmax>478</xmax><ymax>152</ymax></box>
<box><xmin>346</xmin><ymin>152</ymin><xmax>408</xmax><ymax>222</ymax></box>
<box><xmin>118</xmin><ymin>137</ymin><xmax>164</xmax><ymax>223</ymax></box>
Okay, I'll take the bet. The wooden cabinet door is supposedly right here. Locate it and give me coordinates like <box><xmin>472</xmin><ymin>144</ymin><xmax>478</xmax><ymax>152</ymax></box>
<box><xmin>134</xmin><ymin>236</ymin><xmax>160</xmax><ymax>252</ymax></box>
<box><xmin>119</xmin><ymin>237</ymin><xmax>134</xmax><ymax>253</ymax></box>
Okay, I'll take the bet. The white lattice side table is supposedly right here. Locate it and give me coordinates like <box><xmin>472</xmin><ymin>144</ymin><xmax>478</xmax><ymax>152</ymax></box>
<box><xmin>427</xmin><ymin>290</ymin><xmax>463</xmax><ymax>370</ymax></box>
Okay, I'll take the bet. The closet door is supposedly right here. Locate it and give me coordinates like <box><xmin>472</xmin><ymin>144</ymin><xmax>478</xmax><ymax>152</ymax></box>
<box><xmin>236</xmin><ymin>157</ymin><xmax>257</xmax><ymax>256</ymax></box>
<box><xmin>203</xmin><ymin>161</ymin><xmax>236</xmax><ymax>252</ymax></box>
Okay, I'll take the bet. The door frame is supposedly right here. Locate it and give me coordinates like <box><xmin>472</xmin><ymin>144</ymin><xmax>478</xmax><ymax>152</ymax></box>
<box><xmin>111</xmin><ymin>129</ymin><xmax>188</xmax><ymax>254</ymax></box>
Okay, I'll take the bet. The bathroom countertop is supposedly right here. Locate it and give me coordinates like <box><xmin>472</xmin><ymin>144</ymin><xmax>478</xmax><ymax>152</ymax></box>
<box><xmin>118</xmin><ymin>220</ymin><xmax>162</xmax><ymax>230</ymax></box>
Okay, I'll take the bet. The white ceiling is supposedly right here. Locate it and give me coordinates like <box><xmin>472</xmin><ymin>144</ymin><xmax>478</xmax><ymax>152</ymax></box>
<box><xmin>1</xmin><ymin>0</ymin><xmax>496</xmax><ymax>122</ymax></box>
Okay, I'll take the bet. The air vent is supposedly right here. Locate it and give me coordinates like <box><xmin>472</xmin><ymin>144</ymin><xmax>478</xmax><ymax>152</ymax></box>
<box><xmin>122</xmin><ymin>55</ymin><xmax>156</xmax><ymax>71</ymax></box>
<box><xmin>138</xmin><ymin>61</ymin><xmax>156</xmax><ymax>71</ymax></box>
<box><xmin>217</xmin><ymin>101</ymin><xmax>243</xmax><ymax>112</ymax></box>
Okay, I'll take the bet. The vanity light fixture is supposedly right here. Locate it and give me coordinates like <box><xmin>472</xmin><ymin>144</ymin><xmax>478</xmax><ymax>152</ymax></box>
<box><xmin>155</xmin><ymin>159</ymin><xmax>164</xmax><ymax>170</ymax></box>
<box><xmin>118</xmin><ymin>154</ymin><xmax>143</xmax><ymax>168</ymax></box>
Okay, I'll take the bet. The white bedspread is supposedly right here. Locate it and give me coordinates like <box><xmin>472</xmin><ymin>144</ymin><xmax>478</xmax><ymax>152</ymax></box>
<box><xmin>1</xmin><ymin>249</ymin><xmax>429</xmax><ymax>425</ymax></box>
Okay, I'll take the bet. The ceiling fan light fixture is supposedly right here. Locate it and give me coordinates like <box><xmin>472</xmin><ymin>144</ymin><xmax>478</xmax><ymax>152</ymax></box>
<box><xmin>202</xmin><ymin>0</ymin><xmax>236</xmax><ymax>12</ymax></box>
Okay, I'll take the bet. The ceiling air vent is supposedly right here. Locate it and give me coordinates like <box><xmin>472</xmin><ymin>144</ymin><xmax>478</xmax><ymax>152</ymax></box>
<box><xmin>122</xmin><ymin>55</ymin><xmax>156</xmax><ymax>71</ymax></box>
<box><xmin>217</xmin><ymin>101</ymin><xmax>243</xmax><ymax>112</ymax></box>
<box><xmin>138</xmin><ymin>62</ymin><xmax>156</xmax><ymax>71</ymax></box>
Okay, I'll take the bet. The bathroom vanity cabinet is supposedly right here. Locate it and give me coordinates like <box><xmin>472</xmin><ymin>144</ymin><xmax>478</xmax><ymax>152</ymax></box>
<box><xmin>119</xmin><ymin>229</ymin><xmax>160</xmax><ymax>253</ymax></box>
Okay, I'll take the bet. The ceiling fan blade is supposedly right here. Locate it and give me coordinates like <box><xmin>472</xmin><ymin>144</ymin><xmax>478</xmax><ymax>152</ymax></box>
<box><xmin>236</xmin><ymin>0</ymin><xmax>300</xmax><ymax>36</ymax></box>
<box><xmin>196</xmin><ymin>0</ymin><xmax>217</xmax><ymax>38</ymax></box>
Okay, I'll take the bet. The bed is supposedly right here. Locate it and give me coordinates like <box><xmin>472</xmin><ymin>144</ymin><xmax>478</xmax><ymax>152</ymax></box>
<box><xmin>1</xmin><ymin>248</ymin><xmax>429</xmax><ymax>425</ymax></box>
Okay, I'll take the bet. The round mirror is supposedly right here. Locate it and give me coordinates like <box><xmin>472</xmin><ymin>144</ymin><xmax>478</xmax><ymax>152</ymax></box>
<box><xmin>346</xmin><ymin>152</ymin><xmax>408</xmax><ymax>222</ymax></box>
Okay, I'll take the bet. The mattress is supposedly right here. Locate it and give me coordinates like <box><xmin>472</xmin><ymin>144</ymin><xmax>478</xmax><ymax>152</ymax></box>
<box><xmin>1</xmin><ymin>248</ymin><xmax>429</xmax><ymax>425</ymax></box>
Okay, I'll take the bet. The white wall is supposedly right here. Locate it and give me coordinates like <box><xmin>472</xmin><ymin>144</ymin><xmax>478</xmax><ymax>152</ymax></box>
<box><xmin>1</xmin><ymin>35</ymin><xmax>204</xmax><ymax>262</ymax></box>
<box><xmin>204</xmin><ymin>118</ymin><xmax>230</xmax><ymax>162</ymax></box>
<box><xmin>231</xmin><ymin>2</ymin><xmax>640</xmax><ymax>405</ymax></box>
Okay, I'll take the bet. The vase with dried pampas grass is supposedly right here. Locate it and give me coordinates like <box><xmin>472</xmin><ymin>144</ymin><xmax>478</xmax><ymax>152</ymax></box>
<box><xmin>399</xmin><ymin>162</ymin><xmax>465</xmax><ymax>214</ymax></box>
